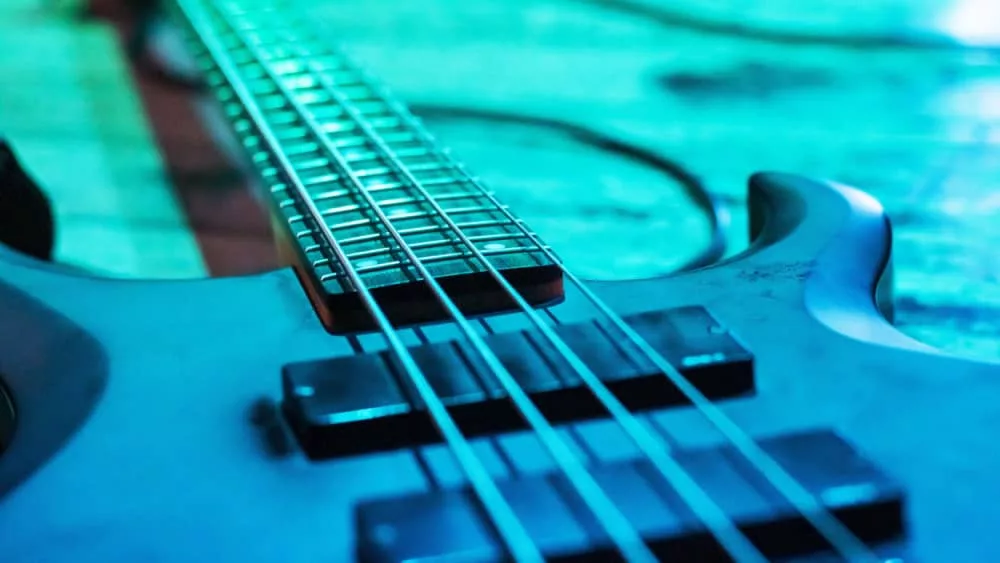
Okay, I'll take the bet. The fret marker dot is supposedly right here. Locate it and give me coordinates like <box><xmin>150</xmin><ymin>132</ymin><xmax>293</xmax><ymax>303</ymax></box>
<box><xmin>357</xmin><ymin>259</ymin><xmax>379</xmax><ymax>269</ymax></box>
<box><xmin>483</xmin><ymin>242</ymin><xmax>506</xmax><ymax>250</ymax></box>
<box><xmin>389</xmin><ymin>208</ymin><xmax>409</xmax><ymax>216</ymax></box>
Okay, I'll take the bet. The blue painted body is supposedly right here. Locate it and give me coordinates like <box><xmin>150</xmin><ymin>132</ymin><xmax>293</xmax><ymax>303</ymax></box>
<box><xmin>1</xmin><ymin>174</ymin><xmax>998</xmax><ymax>561</ymax></box>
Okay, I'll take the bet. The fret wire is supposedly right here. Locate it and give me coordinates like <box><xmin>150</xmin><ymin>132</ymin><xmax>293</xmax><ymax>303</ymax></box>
<box><xmin>300</xmin><ymin>173</ymin><xmax>340</xmax><ymax>187</ymax></box>
<box><xmin>316</xmin><ymin>204</ymin><xmax>362</xmax><ymax>217</ymax></box>
<box><xmin>329</xmin><ymin>231</ymin><xmax>537</xmax><ymax>265</ymax></box>
<box><xmin>376</xmin><ymin>197</ymin><xmax>419</xmax><ymax>208</ymax></box>
<box><xmin>289</xmin><ymin>157</ymin><xmax>329</xmax><ymax>171</ymax></box>
<box><xmin>309</xmin><ymin>176</ymin><xmax>478</xmax><ymax>197</ymax></box>
<box><xmin>317</xmin><ymin>245</ymin><xmax>547</xmax><ymax>281</ymax></box>
<box><xmin>284</xmin><ymin>203</ymin><xmax>506</xmax><ymax>227</ymax></box>
<box><xmin>347</xmin><ymin>182</ymin><xmax>481</xmax><ymax>203</ymax></box>
<box><xmin>382</xmin><ymin>146</ymin><xmax>436</xmax><ymax>159</ymax></box>
<box><xmin>406</xmin><ymin>161</ymin><xmax>455</xmax><ymax>172</ymax></box>
<box><xmin>300</xmin><ymin>219</ymin><xmax>523</xmax><ymax>253</ymax></box>
<box><xmin>352</xmin><ymin>167</ymin><xmax>392</xmax><ymax>178</ymax></box>
<box><xmin>328</xmin><ymin>137</ymin><xmax>370</xmax><ymax>150</ymax></box>
<box><xmin>276</xmin><ymin>140</ymin><xmax>322</xmax><ymax>155</ymax></box>
<box><xmin>276</xmin><ymin>183</ymin><xmax>489</xmax><ymax>213</ymax></box>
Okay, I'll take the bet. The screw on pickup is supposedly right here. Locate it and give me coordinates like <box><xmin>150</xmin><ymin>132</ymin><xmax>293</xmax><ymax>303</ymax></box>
<box><xmin>281</xmin><ymin>306</ymin><xmax>755</xmax><ymax>459</ymax></box>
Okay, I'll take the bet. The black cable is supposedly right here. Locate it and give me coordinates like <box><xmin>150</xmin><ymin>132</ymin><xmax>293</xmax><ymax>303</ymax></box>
<box><xmin>410</xmin><ymin>103</ymin><xmax>727</xmax><ymax>273</ymax></box>
<box><xmin>580</xmin><ymin>0</ymin><xmax>1000</xmax><ymax>52</ymax></box>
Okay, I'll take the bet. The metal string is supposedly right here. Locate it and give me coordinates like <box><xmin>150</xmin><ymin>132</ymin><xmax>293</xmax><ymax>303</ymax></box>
<box><xmin>196</xmin><ymin>1</ymin><xmax>657</xmax><ymax>561</ymax></box>
<box><xmin>191</xmin><ymin>1</ymin><xmax>877</xmax><ymax>560</ymax></box>
<box><xmin>321</xmin><ymin>30</ymin><xmax>880</xmax><ymax>561</ymax></box>
<box><xmin>178</xmin><ymin>2</ymin><xmax>542</xmax><ymax>561</ymax></box>
<box><xmin>367</xmin><ymin>82</ymin><xmax>881</xmax><ymax>562</ymax></box>
<box><xmin>308</xmin><ymin>59</ymin><xmax>769</xmax><ymax>563</ymax></box>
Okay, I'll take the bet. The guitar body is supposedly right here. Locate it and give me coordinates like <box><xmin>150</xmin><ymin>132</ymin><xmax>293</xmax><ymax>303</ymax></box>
<box><xmin>2</xmin><ymin>172</ymin><xmax>998</xmax><ymax>561</ymax></box>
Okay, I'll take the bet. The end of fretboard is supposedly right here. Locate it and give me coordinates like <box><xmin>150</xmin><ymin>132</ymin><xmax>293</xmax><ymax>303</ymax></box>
<box><xmin>171</xmin><ymin>0</ymin><xmax>567</xmax><ymax>333</ymax></box>
<box><xmin>299</xmin><ymin>262</ymin><xmax>565</xmax><ymax>334</ymax></box>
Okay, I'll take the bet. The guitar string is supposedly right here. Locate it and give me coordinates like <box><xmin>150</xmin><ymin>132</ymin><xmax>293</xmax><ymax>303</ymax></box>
<box><xmin>221</xmin><ymin>9</ymin><xmax>666</xmax><ymax>563</ymax></box>
<box><xmin>213</xmin><ymin>2</ymin><xmax>863</xmax><ymax>561</ymax></box>
<box><xmin>210</xmin><ymin>2</ymin><xmax>765</xmax><ymax>560</ymax></box>
<box><xmin>193</xmin><ymin>1</ymin><xmax>656</xmax><ymax>561</ymax></box>
<box><xmin>360</xmin><ymin>69</ymin><xmax>881</xmax><ymax>562</ymax></box>
<box><xmin>301</xmin><ymin>40</ymin><xmax>769</xmax><ymax>563</ymax></box>
<box><xmin>321</xmin><ymin>26</ymin><xmax>882</xmax><ymax>563</ymax></box>
<box><xmin>192</xmin><ymin>0</ymin><xmax>875</xmax><ymax>560</ymax></box>
<box><xmin>321</xmin><ymin>54</ymin><xmax>875</xmax><ymax>562</ymax></box>
<box><xmin>178</xmin><ymin>2</ymin><xmax>544</xmax><ymax>561</ymax></box>
<box><xmin>209</xmin><ymin>2</ymin><xmax>765</xmax><ymax>561</ymax></box>
<box><xmin>217</xmin><ymin>0</ymin><xmax>766</xmax><ymax>562</ymax></box>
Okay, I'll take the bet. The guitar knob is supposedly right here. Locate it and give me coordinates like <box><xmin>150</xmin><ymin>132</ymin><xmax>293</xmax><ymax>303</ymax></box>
<box><xmin>0</xmin><ymin>139</ymin><xmax>55</xmax><ymax>261</ymax></box>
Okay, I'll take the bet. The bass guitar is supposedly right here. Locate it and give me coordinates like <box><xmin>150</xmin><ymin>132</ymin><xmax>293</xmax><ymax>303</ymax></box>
<box><xmin>2</xmin><ymin>0</ymin><xmax>999</xmax><ymax>561</ymax></box>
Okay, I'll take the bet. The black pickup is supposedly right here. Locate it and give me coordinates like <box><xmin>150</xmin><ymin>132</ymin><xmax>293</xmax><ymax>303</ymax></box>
<box><xmin>282</xmin><ymin>306</ymin><xmax>754</xmax><ymax>459</ymax></box>
<box><xmin>355</xmin><ymin>429</ymin><xmax>905</xmax><ymax>562</ymax></box>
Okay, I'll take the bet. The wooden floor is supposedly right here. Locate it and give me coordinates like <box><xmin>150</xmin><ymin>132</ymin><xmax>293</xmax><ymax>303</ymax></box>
<box><xmin>1</xmin><ymin>0</ymin><xmax>998</xmax><ymax>361</ymax></box>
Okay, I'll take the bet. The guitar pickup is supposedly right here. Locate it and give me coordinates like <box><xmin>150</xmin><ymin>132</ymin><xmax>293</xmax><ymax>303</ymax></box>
<box><xmin>281</xmin><ymin>306</ymin><xmax>754</xmax><ymax>459</ymax></box>
<box><xmin>355</xmin><ymin>430</ymin><xmax>905</xmax><ymax>562</ymax></box>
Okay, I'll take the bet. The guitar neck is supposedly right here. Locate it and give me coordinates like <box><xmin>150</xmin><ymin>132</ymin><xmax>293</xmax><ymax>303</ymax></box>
<box><xmin>168</xmin><ymin>0</ymin><xmax>564</xmax><ymax>332</ymax></box>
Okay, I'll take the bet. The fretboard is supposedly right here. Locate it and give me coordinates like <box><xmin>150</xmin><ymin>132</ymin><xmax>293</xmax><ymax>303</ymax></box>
<box><xmin>169</xmin><ymin>0</ymin><xmax>564</xmax><ymax>332</ymax></box>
